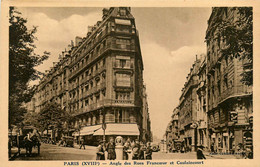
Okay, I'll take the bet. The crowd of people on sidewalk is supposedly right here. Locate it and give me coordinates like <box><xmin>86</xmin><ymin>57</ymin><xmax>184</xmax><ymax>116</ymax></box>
<box><xmin>96</xmin><ymin>137</ymin><xmax>153</xmax><ymax>160</ymax></box>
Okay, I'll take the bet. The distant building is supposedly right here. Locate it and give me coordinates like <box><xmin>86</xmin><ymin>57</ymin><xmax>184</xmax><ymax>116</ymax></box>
<box><xmin>141</xmin><ymin>85</ymin><xmax>152</xmax><ymax>142</ymax></box>
<box><xmin>30</xmin><ymin>7</ymin><xmax>151</xmax><ymax>144</ymax></box>
<box><xmin>178</xmin><ymin>55</ymin><xmax>203</xmax><ymax>151</ymax></box>
<box><xmin>165</xmin><ymin>107</ymin><xmax>180</xmax><ymax>152</ymax></box>
<box><xmin>206</xmin><ymin>7</ymin><xmax>253</xmax><ymax>153</ymax></box>
<box><xmin>196</xmin><ymin>54</ymin><xmax>208</xmax><ymax>148</ymax></box>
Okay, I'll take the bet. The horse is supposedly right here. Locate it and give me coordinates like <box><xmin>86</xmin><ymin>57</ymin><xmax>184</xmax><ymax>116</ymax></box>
<box><xmin>21</xmin><ymin>134</ymin><xmax>41</xmax><ymax>156</ymax></box>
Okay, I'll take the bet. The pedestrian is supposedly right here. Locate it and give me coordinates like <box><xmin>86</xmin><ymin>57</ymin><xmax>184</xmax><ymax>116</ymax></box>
<box><xmin>96</xmin><ymin>140</ymin><xmax>105</xmax><ymax>160</ymax></box>
<box><xmin>145</xmin><ymin>142</ymin><xmax>153</xmax><ymax>160</ymax></box>
<box><xmin>123</xmin><ymin>139</ymin><xmax>131</xmax><ymax>160</ymax></box>
<box><xmin>132</xmin><ymin>139</ymin><xmax>140</xmax><ymax>160</ymax></box>
<box><xmin>138</xmin><ymin>141</ymin><xmax>146</xmax><ymax>160</ymax></box>
<box><xmin>247</xmin><ymin>147</ymin><xmax>253</xmax><ymax>159</ymax></box>
<box><xmin>210</xmin><ymin>143</ymin><xmax>214</xmax><ymax>153</ymax></box>
<box><xmin>106</xmin><ymin>137</ymin><xmax>116</xmax><ymax>160</ymax></box>
<box><xmin>79</xmin><ymin>137</ymin><xmax>86</xmax><ymax>150</ymax></box>
<box><xmin>197</xmin><ymin>145</ymin><xmax>206</xmax><ymax>159</ymax></box>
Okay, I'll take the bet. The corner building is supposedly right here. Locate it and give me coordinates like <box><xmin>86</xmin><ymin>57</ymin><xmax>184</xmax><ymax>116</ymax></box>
<box><xmin>33</xmin><ymin>7</ymin><xmax>150</xmax><ymax>144</ymax></box>
<box><xmin>206</xmin><ymin>7</ymin><xmax>253</xmax><ymax>153</ymax></box>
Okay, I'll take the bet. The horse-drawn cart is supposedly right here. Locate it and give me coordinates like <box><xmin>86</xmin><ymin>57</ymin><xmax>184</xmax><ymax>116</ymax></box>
<box><xmin>9</xmin><ymin>126</ymin><xmax>41</xmax><ymax>158</ymax></box>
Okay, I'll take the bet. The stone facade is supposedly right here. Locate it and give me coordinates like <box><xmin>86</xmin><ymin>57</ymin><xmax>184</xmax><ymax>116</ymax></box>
<box><xmin>206</xmin><ymin>7</ymin><xmax>253</xmax><ymax>153</ymax></box>
<box><xmin>165</xmin><ymin>7</ymin><xmax>253</xmax><ymax>154</ymax></box>
<box><xmin>30</xmin><ymin>7</ymin><xmax>151</xmax><ymax>144</ymax></box>
<box><xmin>178</xmin><ymin>56</ymin><xmax>202</xmax><ymax>151</ymax></box>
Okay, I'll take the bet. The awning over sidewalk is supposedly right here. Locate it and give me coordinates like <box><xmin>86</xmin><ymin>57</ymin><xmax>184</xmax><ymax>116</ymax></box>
<box><xmin>93</xmin><ymin>123</ymin><xmax>140</xmax><ymax>136</ymax></box>
<box><xmin>72</xmin><ymin>125</ymin><xmax>102</xmax><ymax>136</ymax></box>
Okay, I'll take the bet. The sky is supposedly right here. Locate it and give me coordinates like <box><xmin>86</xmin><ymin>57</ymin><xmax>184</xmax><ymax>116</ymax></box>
<box><xmin>18</xmin><ymin>7</ymin><xmax>212</xmax><ymax>140</ymax></box>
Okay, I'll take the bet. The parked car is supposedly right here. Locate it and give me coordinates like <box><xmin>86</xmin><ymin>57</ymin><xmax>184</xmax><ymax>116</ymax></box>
<box><xmin>61</xmin><ymin>136</ymin><xmax>74</xmax><ymax>147</ymax></box>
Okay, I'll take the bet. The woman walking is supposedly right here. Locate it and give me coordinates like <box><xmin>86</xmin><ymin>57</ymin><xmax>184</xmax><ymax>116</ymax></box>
<box><xmin>106</xmin><ymin>137</ymin><xmax>116</xmax><ymax>160</ymax></box>
<box><xmin>96</xmin><ymin>141</ymin><xmax>105</xmax><ymax>160</ymax></box>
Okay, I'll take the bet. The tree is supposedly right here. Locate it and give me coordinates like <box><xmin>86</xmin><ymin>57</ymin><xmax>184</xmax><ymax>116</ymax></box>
<box><xmin>23</xmin><ymin>111</ymin><xmax>40</xmax><ymax>128</ymax></box>
<box><xmin>216</xmin><ymin>7</ymin><xmax>253</xmax><ymax>86</ymax></box>
<box><xmin>37</xmin><ymin>102</ymin><xmax>70</xmax><ymax>140</ymax></box>
<box><xmin>9</xmin><ymin>7</ymin><xmax>49</xmax><ymax>127</ymax></box>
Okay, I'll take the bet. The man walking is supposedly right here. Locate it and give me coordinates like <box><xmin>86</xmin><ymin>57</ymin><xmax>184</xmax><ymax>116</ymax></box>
<box><xmin>79</xmin><ymin>137</ymin><xmax>86</xmax><ymax>150</ymax></box>
<box><xmin>197</xmin><ymin>145</ymin><xmax>206</xmax><ymax>159</ymax></box>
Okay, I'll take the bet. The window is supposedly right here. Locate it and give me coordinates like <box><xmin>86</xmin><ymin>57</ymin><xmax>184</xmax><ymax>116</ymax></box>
<box><xmin>116</xmin><ymin>92</ymin><xmax>130</xmax><ymax>100</ymax></box>
<box><xmin>96</xmin><ymin>45</ymin><xmax>100</xmax><ymax>54</ymax></box>
<box><xmin>85</xmin><ymin>55</ymin><xmax>89</xmax><ymax>62</ymax></box>
<box><xmin>103</xmin><ymin>58</ymin><xmax>106</xmax><ymax>66</ymax></box>
<box><xmin>85</xmin><ymin>99</ymin><xmax>89</xmax><ymax>106</ymax></box>
<box><xmin>85</xmin><ymin>85</ymin><xmax>89</xmax><ymax>91</ymax></box>
<box><xmin>115</xmin><ymin>58</ymin><xmax>130</xmax><ymax>68</ymax></box>
<box><xmin>120</xmin><ymin>59</ymin><xmax>126</xmax><ymax>68</ymax></box>
<box><xmin>116</xmin><ymin>25</ymin><xmax>130</xmax><ymax>33</ymax></box>
<box><xmin>85</xmin><ymin>70</ymin><xmax>89</xmax><ymax>76</ymax></box>
<box><xmin>116</xmin><ymin>39</ymin><xmax>130</xmax><ymax>49</ymax></box>
<box><xmin>116</xmin><ymin>73</ymin><xmax>131</xmax><ymax>87</ymax></box>
<box><xmin>103</xmin><ymin>40</ymin><xmax>106</xmax><ymax>49</ymax></box>
<box><xmin>115</xmin><ymin>109</ymin><xmax>130</xmax><ymax>123</ymax></box>
<box><xmin>96</xmin><ymin>78</ymin><xmax>100</xmax><ymax>86</ymax></box>
<box><xmin>96</xmin><ymin>94</ymin><xmax>100</xmax><ymax>101</ymax></box>
<box><xmin>119</xmin><ymin>8</ymin><xmax>126</xmax><ymax>16</ymax></box>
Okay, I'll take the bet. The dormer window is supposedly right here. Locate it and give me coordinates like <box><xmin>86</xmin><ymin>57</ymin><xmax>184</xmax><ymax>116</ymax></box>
<box><xmin>120</xmin><ymin>8</ymin><xmax>126</xmax><ymax>16</ymax></box>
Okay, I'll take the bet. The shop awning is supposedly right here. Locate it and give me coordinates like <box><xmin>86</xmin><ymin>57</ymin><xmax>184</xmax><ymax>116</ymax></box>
<box><xmin>93</xmin><ymin>123</ymin><xmax>140</xmax><ymax>136</ymax></box>
<box><xmin>72</xmin><ymin>125</ymin><xmax>102</xmax><ymax>136</ymax></box>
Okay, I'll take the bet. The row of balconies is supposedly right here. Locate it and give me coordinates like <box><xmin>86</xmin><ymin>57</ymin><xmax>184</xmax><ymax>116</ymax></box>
<box><xmin>69</xmin><ymin>82</ymin><xmax>106</xmax><ymax>103</ymax></box>
<box><xmin>79</xmin><ymin>66</ymin><xmax>106</xmax><ymax>86</ymax></box>
<box><xmin>69</xmin><ymin>40</ymin><xmax>135</xmax><ymax>79</ymax></box>
<box><xmin>218</xmin><ymin>85</ymin><xmax>252</xmax><ymax>103</ymax></box>
<box><xmin>70</xmin><ymin>99</ymin><xmax>135</xmax><ymax>114</ymax></box>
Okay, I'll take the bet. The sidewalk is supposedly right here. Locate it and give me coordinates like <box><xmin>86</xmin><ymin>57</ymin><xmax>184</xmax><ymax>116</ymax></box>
<box><xmin>204</xmin><ymin>151</ymin><xmax>239</xmax><ymax>159</ymax></box>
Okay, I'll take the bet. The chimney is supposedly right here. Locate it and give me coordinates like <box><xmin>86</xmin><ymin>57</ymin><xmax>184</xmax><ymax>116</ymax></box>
<box><xmin>97</xmin><ymin>21</ymin><xmax>101</xmax><ymax>26</ymax></box>
<box><xmin>102</xmin><ymin>8</ymin><xmax>109</xmax><ymax>20</ymax></box>
<box><xmin>88</xmin><ymin>26</ymin><xmax>93</xmax><ymax>33</ymax></box>
<box><xmin>75</xmin><ymin>36</ymin><xmax>83</xmax><ymax>46</ymax></box>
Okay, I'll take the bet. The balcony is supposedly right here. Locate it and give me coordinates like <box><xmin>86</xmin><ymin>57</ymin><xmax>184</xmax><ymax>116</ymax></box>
<box><xmin>79</xmin><ymin>99</ymin><xmax>135</xmax><ymax>113</ymax></box>
<box><xmin>69</xmin><ymin>39</ymin><xmax>136</xmax><ymax>79</ymax></box>
<box><xmin>82</xmin><ymin>82</ymin><xmax>106</xmax><ymax>98</ymax></box>
<box><xmin>218</xmin><ymin>85</ymin><xmax>252</xmax><ymax>103</ymax></box>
